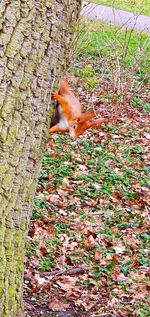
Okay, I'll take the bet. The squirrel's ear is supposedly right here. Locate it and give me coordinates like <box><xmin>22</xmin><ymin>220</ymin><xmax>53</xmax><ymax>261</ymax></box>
<box><xmin>77</xmin><ymin>113</ymin><xmax>95</xmax><ymax>123</ymax></box>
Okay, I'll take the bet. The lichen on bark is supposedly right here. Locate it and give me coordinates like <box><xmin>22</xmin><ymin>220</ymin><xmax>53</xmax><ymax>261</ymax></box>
<box><xmin>0</xmin><ymin>0</ymin><xmax>81</xmax><ymax>316</ymax></box>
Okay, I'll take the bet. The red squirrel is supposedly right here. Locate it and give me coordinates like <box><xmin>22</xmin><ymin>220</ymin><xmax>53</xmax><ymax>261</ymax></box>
<box><xmin>49</xmin><ymin>79</ymin><xmax>104</xmax><ymax>138</ymax></box>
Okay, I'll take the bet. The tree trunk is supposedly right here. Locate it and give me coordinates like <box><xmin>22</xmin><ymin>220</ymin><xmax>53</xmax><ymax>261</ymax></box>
<box><xmin>0</xmin><ymin>1</ymin><xmax>81</xmax><ymax>316</ymax></box>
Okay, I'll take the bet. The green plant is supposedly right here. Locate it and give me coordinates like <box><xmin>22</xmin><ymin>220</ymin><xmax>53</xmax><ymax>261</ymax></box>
<box><xmin>71</xmin><ymin>18</ymin><xmax>149</xmax><ymax>119</ymax></box>
<box><xmin>38</xmin><ymin>255</ymin><xmax>55</xmax><ymax>271</ymax></box>
<box><xmin>89</xmin><ymin>0</ymin><xmax>150</xmax><ymax>15</ymax></box>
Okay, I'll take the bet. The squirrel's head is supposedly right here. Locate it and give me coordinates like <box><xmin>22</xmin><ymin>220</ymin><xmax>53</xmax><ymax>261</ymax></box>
<box><xmin>69</xmin><ymin>113</ymin><xmax>95</xmax><ymax>138</ymax></box>
<box><xmin>69</xmin><ymin>113</ymin><xmax>105</xmax><ymax>138</ymax></box>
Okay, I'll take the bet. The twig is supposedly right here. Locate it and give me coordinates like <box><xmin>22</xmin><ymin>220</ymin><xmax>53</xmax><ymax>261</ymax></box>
<box><xmin>40</xmin><ymin>267</ymin><xmax>87</xmax><ymax>278</ymax></box>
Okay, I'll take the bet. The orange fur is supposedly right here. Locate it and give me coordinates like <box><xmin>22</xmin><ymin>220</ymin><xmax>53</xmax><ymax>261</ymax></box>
<box><xmin>69</xmin><ymin>118</ymin><xmax>105</xmax><ymax>138</ymax></box>
<box><xmin>50</xmin><ymin>79</ymin><xmax>104</xmax><ymax>138</ymax></box>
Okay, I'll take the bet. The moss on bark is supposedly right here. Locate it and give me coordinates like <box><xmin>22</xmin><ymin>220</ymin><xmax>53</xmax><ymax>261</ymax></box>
<box><xmin>0</xmin><ymin>0</ymin><xmax>81</xmax><ymax>316</ymax></box>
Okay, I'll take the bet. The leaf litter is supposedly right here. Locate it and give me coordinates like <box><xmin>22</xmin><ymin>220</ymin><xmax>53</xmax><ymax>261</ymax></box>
<box><xmin>24</xmin><ymin>74</ymin><xmax>150</xmax><ymax>317</ymax></box>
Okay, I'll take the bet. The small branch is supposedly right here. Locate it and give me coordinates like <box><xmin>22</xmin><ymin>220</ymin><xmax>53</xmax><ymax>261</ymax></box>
<box><xmin>40</xmin><ymin>267</ymin><xmax>87</xmax><ymax>278</ymax></box>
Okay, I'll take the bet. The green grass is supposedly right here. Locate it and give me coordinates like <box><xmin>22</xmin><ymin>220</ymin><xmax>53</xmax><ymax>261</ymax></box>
<box><xmin>74</xmin><ymin>18</ymin><xmax>149</xmax><ymax>110</ymax></box>
<box><xmin>89</xmin><ymin>0</ymin><xmax>150</xmax><ymax>16</ymax></box>
<box><xmin>76</xmin><ymin>19</ymin><xmax>149</xmax><ymax>69</ymax></box>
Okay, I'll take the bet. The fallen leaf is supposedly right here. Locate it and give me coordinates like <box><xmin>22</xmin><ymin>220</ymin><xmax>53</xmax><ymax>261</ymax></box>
<box><xmin>56</xmin><ymin>276</ymin><xmax>78</xmax><ymax>291</ymax></box>
<box><xmin>94</xmin><ymin>250</ymin><xmax>103</xmax><ymax>262</ymax></box>
<box><xmin>113</xmin><ymin>245</ymin><xmax>126</xmax><ymax>254</ymax></box>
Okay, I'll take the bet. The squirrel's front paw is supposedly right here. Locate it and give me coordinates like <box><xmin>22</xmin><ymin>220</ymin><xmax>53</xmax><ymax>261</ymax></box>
<box><xmin>52</xmin><ymin>92</ymin><xmax>59</xmax><ymax>100</ymax></box>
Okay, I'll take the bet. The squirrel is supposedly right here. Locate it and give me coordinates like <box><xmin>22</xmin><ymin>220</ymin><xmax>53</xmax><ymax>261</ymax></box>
<box><xmin>49</xmin><ymin>79</ymin><xmax>105</xmax><ymax>138</ymax></box>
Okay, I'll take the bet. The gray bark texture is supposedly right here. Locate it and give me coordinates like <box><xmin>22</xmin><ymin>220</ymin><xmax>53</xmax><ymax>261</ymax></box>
<box><xmin>0</xmin><ymin>1</ymin><xmax>81</xmax><ymax>316</ymax></box>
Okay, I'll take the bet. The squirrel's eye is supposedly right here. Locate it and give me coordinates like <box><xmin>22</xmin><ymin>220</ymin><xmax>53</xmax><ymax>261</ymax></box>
<box><xmin>73</xmin><ymin>125</ymin><xmax>76</xmax><ymax>129</ymax></box>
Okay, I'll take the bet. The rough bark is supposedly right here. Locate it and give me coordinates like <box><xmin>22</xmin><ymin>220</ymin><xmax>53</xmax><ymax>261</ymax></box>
<box><xmin>0</xmin><ymin>1</ymin><xmax>81</xmax><ymax>316</ymax></box>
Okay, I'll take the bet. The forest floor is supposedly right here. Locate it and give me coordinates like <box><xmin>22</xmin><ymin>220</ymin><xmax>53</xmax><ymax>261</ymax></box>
<box><xmin>24</xmin><ymin>21</ymin><xmax>150</xmax><ymax>317</ymax></box>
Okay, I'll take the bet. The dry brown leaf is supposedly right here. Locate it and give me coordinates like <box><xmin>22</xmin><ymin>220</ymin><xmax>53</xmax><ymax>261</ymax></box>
<box><xmin>85</xmin><ymin>235</ymin><xmax>96</xmax><ymax>249</ymax></box>
<box><xmin>48</xmin><ymin>299</ymin><xmax>69</xmax><ymax>311</ymax></box>
<box><xmin>94</xmin><ymin>250</ymin><xmax>103</xmax><ymax>262</ymax></box>
<box><xmin>56</xmin><ymin>276</ymin><xmax>78</xmax><ymax>291</ymax></box>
